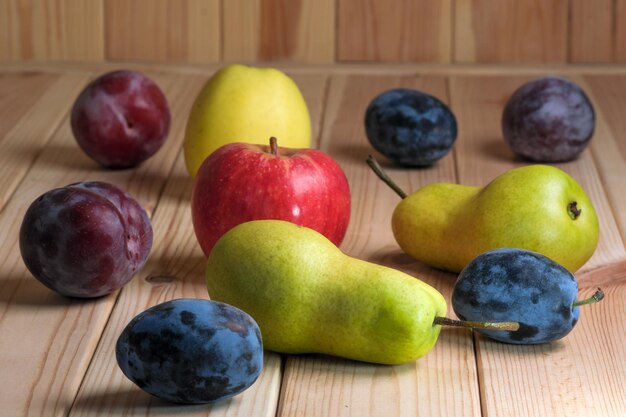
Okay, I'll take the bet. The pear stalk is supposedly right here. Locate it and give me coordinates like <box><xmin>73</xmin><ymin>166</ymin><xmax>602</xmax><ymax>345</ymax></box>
<box><xmin>366</xmin><ymin>155</ymin><xmax>407</xmax><ymax>199</ymax></box>
<box><xmin>572</xmin><ymin>288</ymin><xmax>604</xmax><ymax>307</ymax></box>
<box><xmin>433</xmin><ymin>316</ymin><xmax>520</xmax><ymax>331</ymax></box>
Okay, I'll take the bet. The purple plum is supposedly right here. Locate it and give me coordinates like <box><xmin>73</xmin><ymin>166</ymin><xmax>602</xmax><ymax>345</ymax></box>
<box><xmin>71</xmin><ymin>70</ymin><xmax>171</xmax><ymax>168</ymax></box>
<box><xmin>502</xmin><ymin>77</ymin><xmax>595</xmax><ymax>162</ymax></box>
<box><xmin>19</xmin><ymin>181</ymin><xmax>152</xmax><ymax>298</ymax></box>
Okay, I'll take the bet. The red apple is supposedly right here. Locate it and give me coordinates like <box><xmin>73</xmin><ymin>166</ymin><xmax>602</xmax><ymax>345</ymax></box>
<box><xmin>192</xmin><ymin>137</ymin><xmax>351</xmax><ymax>256</ymax></box>
<box><xmin>70</xmin><ymin>70</ymin><xmax>171</xmax><ymax>168</ymax></box>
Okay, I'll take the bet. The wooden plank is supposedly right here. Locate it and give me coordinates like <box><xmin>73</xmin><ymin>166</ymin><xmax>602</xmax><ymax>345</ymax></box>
<box><xmin>336</xmin><ymin>0</ymin><xmax>451</xmax><ymax>63</ymax></box>
<box><xmin>569</xmin><ymin>0</ymin><xmax>614</xmax><ymax>63</ymax></box>
<box><xmin>278</xmin><ymin>74</ymin><xmax>481</xmax><ymax>417</ymax></box>
<box><xmin>222</xmin><ymin>0</ymin><xmax>261</xmax><ymax>62</ymax></box>
<box><xmin>0</xmin><ymin>0</ymin><xmax>104</xmax><ymax>61</ymax></box>
<box><xmin>0</xmin><ymin>73</ymin><xmax>91</xmax><ymax>211</ymax></box>
<box><xmin>454</xmin><ymin>0</ymin><xmax>568</xmax><ymax>63</ymax></box>
<box><xmin>223</xmin><ymin>0</ymin><xmax>334</xmax><ymax>63</ymax></box>
<box><xmin>616</xmin><ymin>0</ymin><xmax>626</xmax><ymax>62</ymax></box>
<box><xmin>0</xmin><ymin>72</ymin><xmax>59</xmax><ymax>140</ymax></box>
<box><xmin>105</xmin><ymin>0</ymin><xmax>220</xmax><ymax>62</ymax></box>
<box><xmin>66</xmin><ymin>72</ymin><xmax>329</xmax><ymax>416</ymax></box>
<box><xmin>0</xmin><ymin>73</ymin><xmax>196</xmax><ymax>417</ymax></box>
<box><xmin>449</xmin><ymin>74</ymin><xmax>626</xmax><ymax>417</ymax></box>
<box><xmin>448</xmin><ymin>74</ymin><xmax>626</xmax><ymax>279</ymax></box>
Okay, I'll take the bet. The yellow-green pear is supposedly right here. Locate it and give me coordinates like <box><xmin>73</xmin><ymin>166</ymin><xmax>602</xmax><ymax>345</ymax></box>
<box><xmin>183</xmin><ymin>64</ymin><xmax>311</xmax><ymax>177</ymax></box>
<box><xmin>205</xmin><ymin>220</ymin><xmax>448</xmax><ymax>365</ymax></box>
<box><xmin>368</xmin><ymin>158</ymin><xmax>599</xmax><ymax>273</ymax></box>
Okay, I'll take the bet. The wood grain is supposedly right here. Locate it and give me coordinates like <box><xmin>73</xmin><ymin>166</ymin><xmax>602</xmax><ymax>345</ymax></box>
<box><xmin>278</xmin><ymin>74</ymin><xmax>481</xmax><ymax>417</ymax></box>
<box><xmin>223</xmin><ymin>0</ymin><xmax>334</xmax><ymax>63</ymax></box>
<box><xmin>0</xmin><ymin>0</ymin><xmax>104</xmax><ymax>61</ymax></box>
<box><xmin>454</xmin><ymin>0</ymin><xmax>568</xmax><ymax>63</ymax></box>
<box><xmin>616</xmin><ymin>0</ymin><xmax>626</xmax><ymax>62</ymax></box>
<box><xmin>105</xmin><ymin>0</ymin><xmax>220</xmax><ymax>62</ymax></box>
<box><xmin>569</xmin><ymin>0</ymin><xmax>614</xmax><ymax>63</ymax></box>
<box><xmin>449</xmin><ymin>75</ymin><xmax>626</xmax><ymax>417</ymax></box>
<box><xmin>0</xmin><ymin>72</ymin><xmax>58</xmax><ymax>140</ymax></box>
<box><xmin>337</xmin><ymin>0</ymin><xmax>452</xmax><ymax>63</ymax></box>
<box><xmin>0</xmin><ymin>73</ymin><xmax>192</xmax><ymax>417</ymax></box>
<box><xmin>0</xmin><ymin>73</ymin><xmax>90</xmax><ymax>211</ymax></box>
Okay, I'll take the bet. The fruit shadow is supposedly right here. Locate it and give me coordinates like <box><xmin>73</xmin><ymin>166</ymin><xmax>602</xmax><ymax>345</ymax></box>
<box><xmin>331</xmin><ymin>142</ymin><xmax>383</xmax><ymax>166</ymax></box>
<box><xmin>69</xmin><ymin>385</ymin><xmax>235</xmax><ymax>415</ymax></box>
<box><xmin>0</xmin><ymin>275</ymin><xmax>77</xmax><ymax>307</ymax></box>
<box><xmin>31</xmin><ymin>143</ymin><xmax>96</xmax><ymax>171</ymax></box>
<box><xmin>285</xmin><ymin>352</ymin><xmax>418</xmax><ymax>376</ymax></box>
<box><xmin>155</xmin><ymin>172</ymin><xmax>194</xmax><ymax>205</ymax></box>
<box><xmin>143</xmin><ymin>249</ymin><xmax>207</xmax><ymax>288</ymax></box>
<box><xmin>475</xmin><ymin>335</ymin><xmax>568</xmax><ymax>357</ymax></box>
<box><xmin>480</xmin><ymin>138</ymin><xmax>515</xmax><ymax>162</ymax></box>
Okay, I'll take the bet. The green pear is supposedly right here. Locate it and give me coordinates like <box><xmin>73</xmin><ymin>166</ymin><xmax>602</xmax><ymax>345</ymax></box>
<box><xmin>205</xmin><ymin>219</ymin><xmax>448</xmax><ymax>365</ymax></box>
<box><xmin>368</xmin><ymin>158</ymin><xmax>599</xmax><ymax>273</ymax></box>
<box><xmin>183</xmin><ymin>64</ymin><xmax>312</xmax><ymax>177</ymax></box>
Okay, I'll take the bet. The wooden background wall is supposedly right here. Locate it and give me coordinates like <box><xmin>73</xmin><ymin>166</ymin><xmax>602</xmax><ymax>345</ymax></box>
<box><xmin>2</xmin><ymin>0</ymin><xmax>626</xmax><ymax>64</ymax></box>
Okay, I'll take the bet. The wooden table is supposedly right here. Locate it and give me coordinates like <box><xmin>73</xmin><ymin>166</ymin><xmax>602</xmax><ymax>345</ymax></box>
<box><xmin>0</xmin><ymin>63</ymin><xmax>624</xmax><ymax>417</ymax></box>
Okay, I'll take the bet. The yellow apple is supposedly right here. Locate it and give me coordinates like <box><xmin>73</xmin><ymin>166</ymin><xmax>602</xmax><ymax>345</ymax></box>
<box><xmin>183</xmin><ymin>64</ymin><xmax>312</xmax><ymax>177</ymax></box>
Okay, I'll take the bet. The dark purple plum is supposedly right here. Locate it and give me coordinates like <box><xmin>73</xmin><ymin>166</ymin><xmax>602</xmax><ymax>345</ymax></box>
<box><xmin>502</xmin><ymin>76</ymin><xmax>595</xmax><ymax>162</ymax></box>
<box><xmin>71</xmin><ymin>70</ymin><xmax>171</xmax><ymax>168</ymax></box>
<box><xmin>19</xmin><ymin>181</ymin><xmax>152</xmax><ymax>298</ymax></box>
<box><xmin>451</xmin><ymin>248</ymin><xmax>602</xmax><ymax>344</ymax></box>
<box><xmin>116</xmin><ymin>299</ymin><xmax>263</xmax><ymax>404</ymax></box>
<box><xmin>364</xmin><ymin>88</ymin><xmax>457</xmax><ymax>167</ymax></box>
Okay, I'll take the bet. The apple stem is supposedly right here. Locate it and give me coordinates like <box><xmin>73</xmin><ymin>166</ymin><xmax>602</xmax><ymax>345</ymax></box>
<box><xmin>366</xmin><ymin>155</ymin><xmax>408</xmax><ymax>199</ymax></box>
<box><xmin>270</xmin><ymin>137</ymin><xmax>279</xmax><ymax>156</ymax></box>
<box><xmin>572</xmin><ymin>288</ymin><xmax>604</xmax><ymax>307</ymax></box>
<box><xmin>568</xmin><ymin>201</ymin><xmax>582</xmax><ymax>220</ymax></box>
<box><xmin>433</xmin><ymin>316</ymin><xmax>520</xmax><ymax>331</ymax></box>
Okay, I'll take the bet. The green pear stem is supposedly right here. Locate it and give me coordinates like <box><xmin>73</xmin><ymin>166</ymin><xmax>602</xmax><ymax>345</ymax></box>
<box><xmin>572</xmin><ymin>288</ymin><xmax>604</xmax><ymax>307</ymax></box>
<box><xmin>366</xmin><ymin>155</ymin><xmax>408</xmax><ymax>199</ymax></box>
<box><xmin>433</xmin><ymin>316</ymin><xmax>520</xmax><ymax>331</ymax></box>
<box><xmin>269</xmin><ymin>136</ymin><xmax>279</xmax><ymax>156</ymax></box>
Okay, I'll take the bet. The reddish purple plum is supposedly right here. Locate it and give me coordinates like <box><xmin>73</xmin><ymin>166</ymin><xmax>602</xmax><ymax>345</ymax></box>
<box><xmin>71</xmin><ymin>70</ymin><xmax>171</xmax><ymax>168</ymax></box>
<box><xmin>19</xmin><ymin>182</ymin><xmax>153</xmax><ymax>298</ymax></box>
<box><xmin>501</xmin><ymin>77</ymin><xmax>595</xmax><ymax>162</ymax></box>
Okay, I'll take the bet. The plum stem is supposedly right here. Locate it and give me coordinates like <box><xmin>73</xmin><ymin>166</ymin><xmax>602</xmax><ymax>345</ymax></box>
<box><xmin>269</xmin><ymin>137</ymin><xmax>279</xmax><ymax>156</ymax></box>
<box><xmin>433</xmin><ymin>316</ymin><xmax>520</xmax><ymax>331</ymax></box>
<box><xmin>573</xmin><ymin>288</ymin><xmax>604</xmax><ymax>307</ymax></box>
<box><xmin>366</xmin><ymin>155</ymin><xmax>407</xmax><ymax>199</ymax></box>
<box><xmin>568</xmin><ymin>201</ymin><xmax>582</xmax><ymax>220</ymax></box>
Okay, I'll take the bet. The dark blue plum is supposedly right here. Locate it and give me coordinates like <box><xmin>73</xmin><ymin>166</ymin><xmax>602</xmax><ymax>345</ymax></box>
<box><xmin>502</xmin><ymin>76</ymin><xmax>595</xmax><ymax>162</ymax></box>
<box><xmin>364</xmin><ymin>88</ymin><xmax>457</xmax><ymax>167</ymax></box>
<box><xmin>116</xmin><ymin>299</ymin><xmax>263</xmax><ymax>404</ymax></box>
<box><xmin>452</xmin><ymin>248</ymin><xmax>580</xmax><ymax>344</ymax></box>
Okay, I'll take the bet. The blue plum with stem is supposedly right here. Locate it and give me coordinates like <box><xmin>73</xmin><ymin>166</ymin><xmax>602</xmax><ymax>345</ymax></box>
<box><xmin>452</xmin><ymin>248</ymin><xmax>603</xmax><ymax>344</ymax></box>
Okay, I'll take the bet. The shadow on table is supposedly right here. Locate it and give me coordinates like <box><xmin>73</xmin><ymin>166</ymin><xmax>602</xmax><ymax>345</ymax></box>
<box><xmin>70</xmin><ymin>385</ymin><xmax>236</xmax><ymax>415</ymax></box>
<box><xmin>480</xmin><ymin>137</ymin><xmax>515</xmax><ymax>162</ymax></box>
<box><xmin>0</xmin><ymin>274</ymin><xmax>73</xmax><ymax>307</ymax></box>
